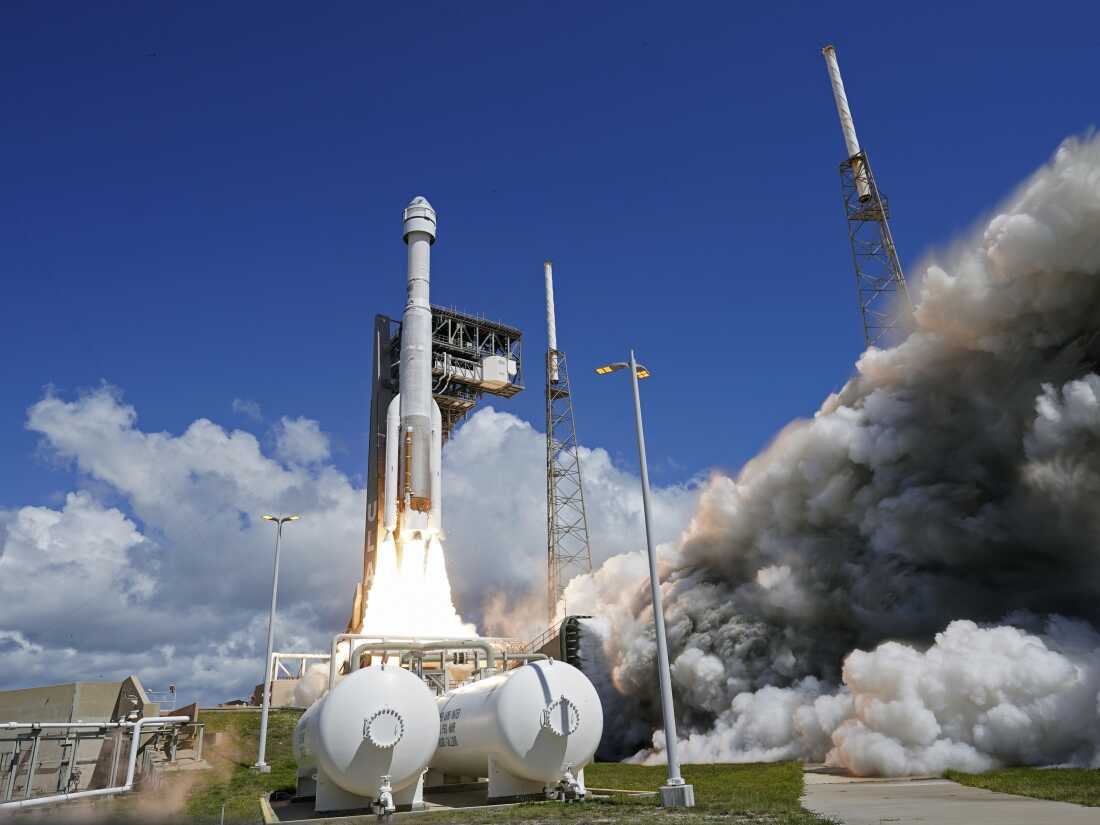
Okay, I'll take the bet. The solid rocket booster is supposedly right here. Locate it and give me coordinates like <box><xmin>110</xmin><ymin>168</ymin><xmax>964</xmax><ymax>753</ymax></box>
<box><xmin>383</xmin><ymin>196</ymin><xmax>443</xmax><ymax>541</ymax></box>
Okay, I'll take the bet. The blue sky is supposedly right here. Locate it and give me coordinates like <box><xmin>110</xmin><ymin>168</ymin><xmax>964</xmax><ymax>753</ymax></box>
<box><xmin>3</xmin><ymin>1</ymin><xmax>1098</xmax><ymax>509</ymax></box>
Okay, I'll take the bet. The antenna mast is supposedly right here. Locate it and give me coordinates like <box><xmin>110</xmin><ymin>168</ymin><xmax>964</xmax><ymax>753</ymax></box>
<box><xmin>823</xmin><ymin>45</ymin><xmax>913</xmax><ymax>348</ymax></box>
<box><xmin>544</xmin><ymin>261</ymin><xmax>593</xmax><ymax>624</ymax></box>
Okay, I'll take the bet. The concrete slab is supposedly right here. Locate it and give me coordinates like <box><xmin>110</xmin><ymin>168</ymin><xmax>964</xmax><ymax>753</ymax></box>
<box><xmin>803</xmin><ymin>776</ymin><xmax>1098</xmax><ymax>825</ymax></box>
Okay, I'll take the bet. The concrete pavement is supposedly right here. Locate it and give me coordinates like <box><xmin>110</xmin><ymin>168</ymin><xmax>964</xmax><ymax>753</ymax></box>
<box><xmin>802</xmin><ymin>771</ymin><xmax>1098</xmax><ymax>825</ymax></box>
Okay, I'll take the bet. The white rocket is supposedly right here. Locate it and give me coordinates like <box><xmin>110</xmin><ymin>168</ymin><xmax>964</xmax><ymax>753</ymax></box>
<box><xmin>383</xmin><ymin>196</ymin><xmax>443</xmax><ymax>542</ymax></box>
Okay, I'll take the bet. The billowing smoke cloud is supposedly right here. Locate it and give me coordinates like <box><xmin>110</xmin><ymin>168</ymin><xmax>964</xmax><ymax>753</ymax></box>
<box><xmin>564</xmin><ymin>134</ymin><xmax>1100</xmax><ymax>774</ymax></box>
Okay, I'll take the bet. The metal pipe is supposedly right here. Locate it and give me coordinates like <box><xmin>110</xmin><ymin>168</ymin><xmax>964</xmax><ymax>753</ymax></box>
<box><xmin>0</xmin><ymin>722</ymin><xmax>126</xmax><ymax>730</ymax></box>
<box><xmin>23</xmin><ymin>732</ymin><xmax>40</xmax><ymax>799</ymax></box>
<box><xmin>263</xmin><ymin>652</ymin><xmax>330</xmax><ymax>686</ymax></box>
<box><xmin>255</xmin><ymin>521</ymin><xmax>283</xmax><ymax>773</ymax></box>
<box><xmin>348</xmin><ymin>640</ymin><xmax>500</xmax><ymax>676</ymax></box>
<box><xmin>822</xmin><ymin>45</ymin><xmax>860</xmax><ymax>159</ymax></box>
<box><xmin>822</xmin><ymin>45</ymin><xmax>870</xmax><ymax>200</ymax></box>
<box><xmin>628</xmin><ymin>350</ymin><xmax>690</xmax><ymax>804</ymax></box>
<box><xmin>545</xmin><ymin>261</ymin><xmax>559</xmax><ymax>382</ymax></box>
<box><xmin>332</xmin><ymin>633</ymin><xmax>467</xmax><ymax>676</ymax></box>
<box><xmin>0</xmin><ymin>716</ymin><xmax>189</xmax><ymax>811</ymax></box>
<box><xmin>330</xmin><ymin>634</ymin><xmax>501</xmax><ymax>689</ymax></box>
<box><xmin>503</xmin><ymin>652</ymin><xmax>549</xmax><ymax>667</ymax></box>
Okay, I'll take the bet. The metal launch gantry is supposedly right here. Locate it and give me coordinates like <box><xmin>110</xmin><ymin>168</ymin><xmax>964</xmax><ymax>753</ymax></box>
<box><xmin>838</xmin><ymin>152</ymin><xmax>913</xmax><ymax>347</ymax></box>
<box><xmin>544</xmin><ymin>262</ymin><xmax>593</xmax><ymax>624</ymax></box>
<box><xmin>546</xmin><ymin>349</ymin><xmax>593</xmax><ymax>624</ymax></box>
<box><xmin>823</xmin><ymin>45</ymin><xmax>913</xmax><ymax>348</ymax></box>
<box><xmin>353</xmin><ymin>305</ymin><xmax>523</xmax><ymax>630</ymax></box>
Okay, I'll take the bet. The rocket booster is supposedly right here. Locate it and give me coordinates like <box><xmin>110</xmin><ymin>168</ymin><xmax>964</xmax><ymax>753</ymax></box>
<box><xmin>383</xmin><ymin>197</ymin><xmax>443</xmax><ymax>541</ymax></box>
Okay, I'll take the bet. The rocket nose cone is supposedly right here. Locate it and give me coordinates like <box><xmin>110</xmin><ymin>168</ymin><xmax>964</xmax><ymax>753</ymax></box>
<box><xmin>403</xmin><ymin>196</ymin><xmax>437</xmax><ymax>242</ymax></box>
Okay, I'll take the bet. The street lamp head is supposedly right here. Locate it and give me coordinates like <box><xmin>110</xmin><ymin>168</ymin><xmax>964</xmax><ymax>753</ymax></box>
<box><xmin>262</xmin><ymin>514</ymin><xmax>276</xmax><ymax>522</ymax></box>
<box><xmin>595</xmin><ymin>362</ymin><xmax>650</xmax><ymax>378</ymax></box>
<box><xmin>285</xmin><ymin>515</ymin><xmax>301</xmax><ymax>522</ymax></box>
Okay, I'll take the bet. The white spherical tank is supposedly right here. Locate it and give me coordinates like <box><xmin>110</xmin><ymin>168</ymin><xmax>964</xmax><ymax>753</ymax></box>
<box><xmin>296</xmin><ymin>664</ymin><xmax>439</xmax><ymax>798</ymax></box>
<box><xmin>431</xmin><ymin>659</ymin><xmax>603</xmax><ymax>785</ymax></box>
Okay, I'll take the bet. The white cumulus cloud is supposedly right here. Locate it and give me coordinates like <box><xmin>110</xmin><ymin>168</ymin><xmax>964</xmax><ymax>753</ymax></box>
<box><xmin>3</xmin><ymin>387</ymin><xmax>691</xmax><ymax>705</ymax></box>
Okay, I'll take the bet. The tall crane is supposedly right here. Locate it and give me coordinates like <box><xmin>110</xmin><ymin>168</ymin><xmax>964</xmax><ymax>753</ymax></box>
<box><xmin>823</xmin><ymin>45</ymin><xmax>914</xmax><ymax>348</ymax></box>
<box><xmin>543</xmin><ymin>261</ymin><xmax>593</xmax><ymax>624</ymax></box>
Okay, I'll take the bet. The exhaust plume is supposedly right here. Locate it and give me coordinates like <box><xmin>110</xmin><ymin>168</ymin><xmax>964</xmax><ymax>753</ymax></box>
<box><xmin>567</xmin><ymin>134</ymin><xmax>1100</xmax><ymax>774</ymax></box>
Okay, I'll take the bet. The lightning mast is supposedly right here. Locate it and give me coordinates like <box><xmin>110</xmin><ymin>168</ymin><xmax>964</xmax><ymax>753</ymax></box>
<box><xmin>544</xmin><ymin>261</ymin><xmax>593</xmax><ymax>624</ymax></box>
<box><xmin>823</xmin><ymin>45</ymin><xmax>913</xmax><ymax>348</ymax></box>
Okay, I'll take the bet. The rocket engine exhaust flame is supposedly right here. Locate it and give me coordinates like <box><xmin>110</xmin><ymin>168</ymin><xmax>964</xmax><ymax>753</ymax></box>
<box><xmin>362</xmin><ymin>534</ymin><xmax>476</xmax><ymax>638</ymax></box>
<box><xmin>561</xmin><ymin>134</ymin><xmax>1100</xmax><ymax>776</ymax></box>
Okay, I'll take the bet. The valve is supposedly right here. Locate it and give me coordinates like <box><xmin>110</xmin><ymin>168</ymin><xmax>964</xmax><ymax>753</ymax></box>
<box><xmin>373</xmin><ymin>774</ymin><xmax>395</xmax><ymax>820</ymax></box>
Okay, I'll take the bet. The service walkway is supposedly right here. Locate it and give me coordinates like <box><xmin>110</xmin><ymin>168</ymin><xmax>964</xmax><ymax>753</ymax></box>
<box><xmin>803</xmin><ymin>771</ymin><xmax>1098</xmax><ymax>825</ymax></box>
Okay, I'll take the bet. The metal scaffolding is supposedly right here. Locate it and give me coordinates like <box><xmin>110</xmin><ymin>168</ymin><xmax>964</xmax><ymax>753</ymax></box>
<box><xmin>546</xmin><ymin>349</ymin><xmax>593</xmax><ymax>624</ymax></box>
<box><xmin>839</xmin><ymin>150</ymin><xmax>913</xmax><ymax>348</ymax></box>
<box><xmin>823</xmin><ymin>46</ymin><xmax>913</xmax><ymax>349</ymax></box>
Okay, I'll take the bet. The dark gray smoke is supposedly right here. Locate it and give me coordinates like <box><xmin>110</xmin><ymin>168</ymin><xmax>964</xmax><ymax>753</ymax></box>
<box><xmin>564</xmin><ymin>134</ymin><xmax>1100</xmax><ymax>774</ymax></box>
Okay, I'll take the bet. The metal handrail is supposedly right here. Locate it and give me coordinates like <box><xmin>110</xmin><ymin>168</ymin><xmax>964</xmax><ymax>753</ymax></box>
<box><xmin>526</xmin><ymin>624</ymin><xmax>558</xmax><ymax>653</ymax></box>
<box><xmin>0</xmin><ymin>716</ymin><xmax>190</xmax><ymax>811</ymax></box>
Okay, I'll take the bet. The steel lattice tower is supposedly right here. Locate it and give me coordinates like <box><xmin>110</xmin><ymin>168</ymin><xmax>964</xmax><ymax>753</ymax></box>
<box><xmin>824</xmin><ymin>45</ymin><xmax>913</xmax><ymax>348</ymax></box>
<box><xmin>544</xmin><ymin>262</ymin><xmax>593</xmax><ymax>624</ymax></box>
<box><xmin>839</xmin><ymin>151</ymin><xmax>913</xmax><ymax>347</ymax></box>
<box><xmin>546</xmin><ymin>349</ymin><xmax>592</xmax><ymax>623</ymax></box>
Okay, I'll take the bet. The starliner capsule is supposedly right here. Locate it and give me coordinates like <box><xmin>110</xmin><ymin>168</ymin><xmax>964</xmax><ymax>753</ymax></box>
<box><xmin>383</xmin><ymin>197</ymin><xmax>443</xmax><ymax>542</ymax></box>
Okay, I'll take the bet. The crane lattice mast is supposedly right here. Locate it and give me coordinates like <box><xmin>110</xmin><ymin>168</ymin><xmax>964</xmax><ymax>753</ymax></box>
<box><xmin>823</xmin><ymin>45</ymin><xmax>913</xmax><ymax>348</ymax></box>
<box><xmin>544</xmin><ymin>261</ymin><xmax>593</xmax><ymax>624</ymax></box>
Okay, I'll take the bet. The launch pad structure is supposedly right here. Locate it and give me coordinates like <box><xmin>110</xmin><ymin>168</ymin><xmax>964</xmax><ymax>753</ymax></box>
<box><xmin>837</xmin><ymin>151</ymin><xmax>912</xmax><ymax>348</ymax></box>
<box><xmin>525</xmin><ymin>46</ymin><xmax>920</xmax><ymax>664</ymax></box>
<box><xmin>544</xmin><ymin>262</ymin><xmax>594</xmax><ymax>625</ymax></box>
<box><xmin>352</xmin><ymin>304</ymin><xmax>524</xmax><ymax>629</ymax></box>
<box><xmin>823</xmin><ymin>45</ymin><xmax>913</xmax><ymax>348</ymax></box>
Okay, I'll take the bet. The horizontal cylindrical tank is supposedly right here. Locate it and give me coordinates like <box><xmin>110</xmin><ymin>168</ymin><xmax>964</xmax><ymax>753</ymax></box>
<box><xmin>294</xmin><ymin>664</ymin><xmax>439</xmax><ymax>798</ymax></box>
<box><xmin>292</xmin><ymin>697</ymin><xmax>322</xmax><ymax>773</ymax></box>
<box><xmin>431</xmin><ymin>659</ymin><xmax>603</xmax><ymax>785</ymax></box>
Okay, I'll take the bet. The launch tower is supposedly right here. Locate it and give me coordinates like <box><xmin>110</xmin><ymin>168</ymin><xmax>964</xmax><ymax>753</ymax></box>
<box><xmin>823</xmin><ymin>45</ymin><xmax>914</xmax><ymax>348</ymax></box>
<box><xmin>543</xmin><ymin>261</ymin><xmax>593</xmax><ymax>624</ymax></box>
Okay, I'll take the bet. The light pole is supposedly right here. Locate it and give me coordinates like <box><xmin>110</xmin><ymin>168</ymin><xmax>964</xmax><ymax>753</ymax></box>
<box><xmin>596</xmin><ymin>352</ymin><xmax>694</xmax><ymax>808</ymax></box>
<box><xmin>253</xmin><ymin>513</ymin><xmax>300</xmax><ymax>773</ymax></box>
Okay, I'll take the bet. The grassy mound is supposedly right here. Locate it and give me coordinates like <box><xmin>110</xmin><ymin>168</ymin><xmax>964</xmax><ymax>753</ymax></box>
<box><xmin>183</xmin><ymin>708</ymin><xmax>302</xmax><ymax>822</ymax></box>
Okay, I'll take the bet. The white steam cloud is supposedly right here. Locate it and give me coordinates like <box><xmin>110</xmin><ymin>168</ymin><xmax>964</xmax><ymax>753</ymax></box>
<box><xmin>560</xmin><ymin>134</ymin><xmax>1100</xmax><ymax>775</ymax></box>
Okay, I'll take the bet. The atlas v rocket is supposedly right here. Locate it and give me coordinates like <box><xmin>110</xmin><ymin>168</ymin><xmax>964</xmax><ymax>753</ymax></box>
<box><xmin>383</xmin><ymin>197</ymin><xmax>443</xmax><ymax>542</ymax></box>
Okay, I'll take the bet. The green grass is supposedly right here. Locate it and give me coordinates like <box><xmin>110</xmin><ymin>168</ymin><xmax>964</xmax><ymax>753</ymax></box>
<box><xmin>182</xmin><ymin>708</ymin><xmax>302</xmax><ymax>823</ymax></box>
<box><xmin>946</xmin><ymin>767</ymin><xmax>1100</xmax><ymax>807</ymax></box>
<box><xmin>419</xmin><ymin>761</ymin><xmax>830</xmax><ymax>824</ymax></box>
<box><xmin>167</xmin><ymin>708</ymin><xmax>826</xmax><ymax>824</ymax></box>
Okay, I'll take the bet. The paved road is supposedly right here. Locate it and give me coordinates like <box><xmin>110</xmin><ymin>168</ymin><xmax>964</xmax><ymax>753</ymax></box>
<box><xmin>803</xmin><ymin>774</ymin><xmax>1098</xmax><ymax>825</ymax></box>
